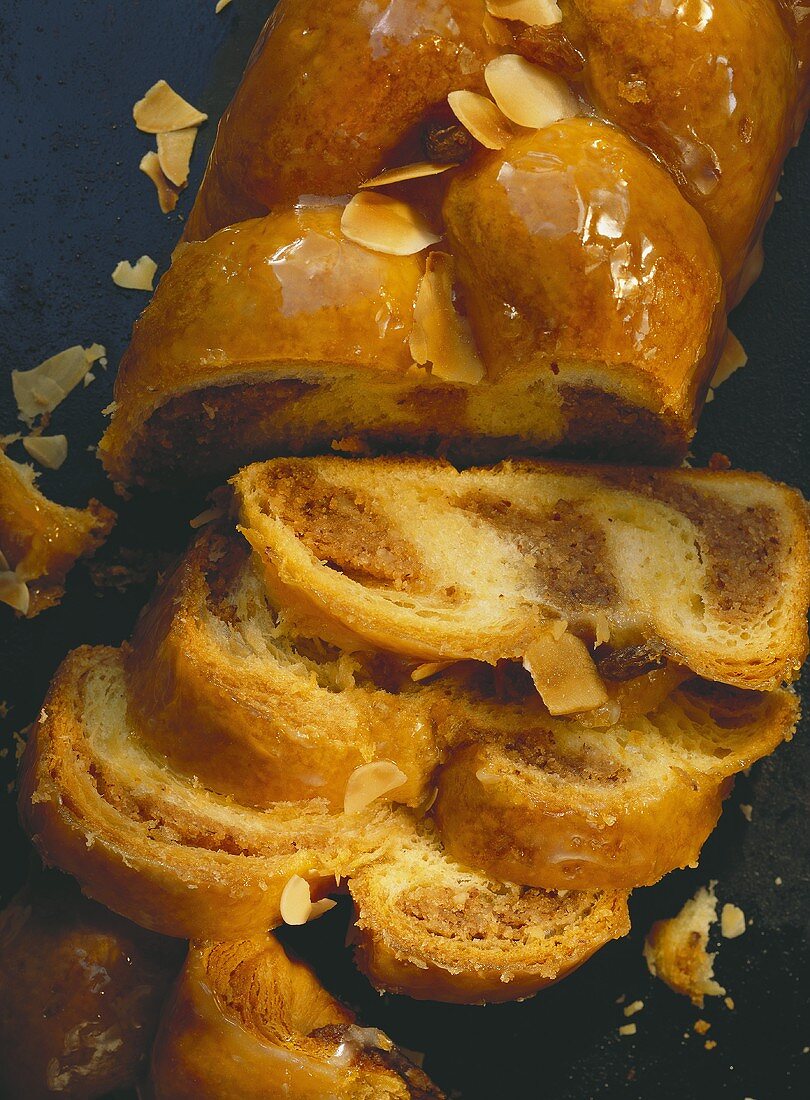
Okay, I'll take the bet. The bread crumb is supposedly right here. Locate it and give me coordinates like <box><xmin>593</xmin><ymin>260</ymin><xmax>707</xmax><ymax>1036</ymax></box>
<box><xmin>112</xmin><ymin>256</ymin><xmax>157</xmax><ymax>291</ymax></box>
<box><xmin>720</xmin><ymin>903</ymin><xmax>746</xmax><ymax>940</ymax></box>
<box><xmin>623</xmin><ymin>1000</ymin><xmax>644</xmax><ymax>1017</ymax></box>
<box><xmin>740</xmin><ymin>804</ymin><xmax>753</xmax><ymax>821</ymax></box>
<box><xmin>615</xmin><ymin>993</ymin><xmax>626</xmax><ymax>1005</ymax></box>
<box><xmin>775</xmin><ymin>876</ymin><xmax>783</xmax><ymax>886</ymax></box>
<box><xmin>704</xmin><ymin>1040</ymin><xmax>717</xmax><ymax>1051</ymax></box>
<box><xmin>694</xmin><ymin>1019</ymin><xmax>711</xmax><ymax>1035</ymax></box>
<box><xmin>618</xmin><ymin>1024</ymin><xmax>636</xmax><ymax>1037</ymax></box>
<box><xmin>724</xmin><ymin>996</ymin><xmax>735</xmax><ymax>1011</ymax></box>
<box><xmin>644</xmin><ymin>882</ymin><xmax>725</xmax><ymax>1006</ymax></box>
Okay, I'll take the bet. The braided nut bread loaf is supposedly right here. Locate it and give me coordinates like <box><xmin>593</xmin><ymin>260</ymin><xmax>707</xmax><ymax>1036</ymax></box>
<box><xmin>101</xmin><ymin>1</ymin><xmax>808</xmax><ymax>484</ymax></box>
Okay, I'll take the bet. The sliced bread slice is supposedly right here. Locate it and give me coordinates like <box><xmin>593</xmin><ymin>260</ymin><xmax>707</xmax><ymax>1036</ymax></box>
<box><xmin>151</xmin><ymin>934</ymin><xmax>445</xmax><ymax>1099</ymax></box>
<box><xmin>234</xmin><ymin>456</ymin><xmax>810</xmax><ymax>691</ymax></box>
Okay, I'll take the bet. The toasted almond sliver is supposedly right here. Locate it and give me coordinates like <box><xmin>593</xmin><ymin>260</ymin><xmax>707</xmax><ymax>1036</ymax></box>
<box><xmin>593</xmin><ymin>612</ymin><xmax>611</xmax><ymax>647</ymax></box>
<box><xmin>410</xmin><ymin>252</ymin><xmax>485</xmax><ymax>385</ymax></box>
<box><xmin>720</xmin><ymin>903</ymin><xmax>746</xmax><ymax>939</ymax></box>
<box><xmin>157</xmin><ymin>127</ymin><xmax>198</xmax><ymax>187</ymax></box>
<box><xmin>12</xmin><ymin>344</ymin><xmax>106</xmax><ymax>424</ymax></box>
<box><xmin>0</xmin><ymin>572</ymin><xmax>30</xmax><ymax>615</ymax></box>
<box><xmin>341</xmin><ymin>193</ymin><xmax>441</xmax><ymax>256</ymax></box>
<box><xmin>482</xmin><ymin>11</ymin><xmax>515</xmax><ymax>44</ymax></box>
<box><xmin>133</xmin><ymin>80</ymin><xmax>207</xmax><ymax>134</ymax></box>
<box><xmin>361</xmin><ymin>162</ymin><xmax>458</xmax><ymax>189</ymax></box>
<box><xmin>279</xmin><ymin>875</ymin><xmax>336</xmax><ymax>926</ymax></box>
<box><xmin>524</xmin><ymin>628</ymin><xmax>608</xmax><ymax>715</ymax></box>
<box><xmin>411</xmin><ymin>659</ymin><xmax>457</xmax><ymax>682</ymax></box>
<box><xmin>344</xmin><ymin>761</ymin><xmax>408</xmax><ymax>815</ymax></box>
<box><xmin>22</xmin><ymin>435</ymin><xmax>68</xmax><ymax>470</ymax></box>
<box><xmin>486</xmin><ymin>0</ymin><xmax>563</xmax><ymax>26</ymax></box>
<box><xmin>189</xmin><ymin>506</ymin><xmax>225</xmax><ymax>530</ymax></box>
<box><xmin>447</xmin><ymin>90</ymin><xmax>515</xmax><ymax>150</ymax></box>
<box><xmin>215</xmin><ymin>0</ymin><xmax>233</xmax><ymax>10</ymax></box>
<box><xmin>711</xmin><ymin>331</ymin><xmax>747</xmax><ymax>391</ymax></box>
<box><xmin>112</xmin><ymin>256</ymin><xmax>158</xmax><ymax>292</ymax></box>
<box><xmin>485</xmin><ymin>54</ymin><xmax>578</xmax><ymax>130</ymax></box>
<box><xmin>140</xmin><ymin>151</ymin><xmax>181</xmax><ymax>214</ymax></box>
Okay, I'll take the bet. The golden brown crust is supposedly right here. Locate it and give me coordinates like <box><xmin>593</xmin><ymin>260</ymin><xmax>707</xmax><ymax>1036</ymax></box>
<box><xmin>559</xmin><ymin>0</ymin><xmax>800</xmax><ymax>299</ymax></box>
<box><xmin>0</xmin><ymin>452</ymin><xmax>114</xmax><ymax>615</ymax></box>
<box><xmin>150</xmin><ymin>935</ymin><xmax>445</xmax><ymax>1099</ymax></box>
<box><xmin>184</xmin><ymin>0</ymin><xmax>496</xmax><ymax>240</ymax></box>
<box><xmin>0</xmin><ymin>871</ymin><xmax>181</xmax><ymax>1099</ymax></box>
<box><xmin>443</xmin><ymin>118</ymin><xmax>724</xmax><ymax>422</ymax></box>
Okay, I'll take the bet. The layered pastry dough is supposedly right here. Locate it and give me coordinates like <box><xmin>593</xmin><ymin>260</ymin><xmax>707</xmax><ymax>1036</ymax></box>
<box><xmin>125</xmin><ymin>523</ymin><xmax>797</xmax><ymax>891</ymax></box>
<box><xmin>150</xmin><ymin>934</ymin><xmax>446</xmax><ymax>1098</ymax></box>
<box><xmin>19</xmin><ymin>644</ymin><xmax>630</xmax><ymax>995</ymax></box>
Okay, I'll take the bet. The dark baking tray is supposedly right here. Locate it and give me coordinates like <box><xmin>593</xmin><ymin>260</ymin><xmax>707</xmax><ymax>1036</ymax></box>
<box><xmin>1</xmin><ymin>3</ymin><xmax>808</xmax><ymax>1097</ymax></box>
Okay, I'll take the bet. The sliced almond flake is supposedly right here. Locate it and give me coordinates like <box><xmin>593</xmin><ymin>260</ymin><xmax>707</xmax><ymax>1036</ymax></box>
<box><xmin>360</xmin><ymin>162</ymin><xmax>458</xmax><ymax>189</ymax></box>
<box><xmin>133</xmin><ymin>80</ymin><xmax>207</xmax><ymax>134</ymax></box>
<box><xmin>157</xmin><ymin>127</ymin><xmax>197</xmax><ymax>187</ymax></box>
<box><xmin>22</xmin><ymin>434</ymin><xmax>68</xmax><ymax>470</ymax></box>
<box><xmin>482</xmin><ymin>11</ymin><xmax>514</xmax><ymax>44</ymax></box>
<box><xmin>279</xmin><ymin>875</ymin><xmax>336</xmax><ymax>926</ymax></box>
<box><xmin>410</xmin><ymin>252</ymin><xmax>485</xmax><ymax>385</ymax></box>
<box><xmin>340</xmin><ymin>193</ymin><xmax>440</xmax><ymax>256</ymax></box>
<box><xmin>411</xmin><ymin>659</ymin><xmax>457</xmax><ymax>682</ymax></box>
<box><xmin>12</xmin><ymin>344</ymin><xmax>106</xmax><ymax>424</ymax></box>
<box><xmin>0</xmin><ymin>572</ymin><xmax>30</xmax><ymax>615</ymax></box>
<box><xmin>485</xmin><ymin>54</ymin><xmax>578</xmax><ymax>130</ymax></box>
<box><xmin>523</xmin><ymin>628</ymin><xmax>608</xmax><ymax>715</ymax></box>
<box><xmin>593</xmin><ymin>612</ymin><xmax>611</xmax><ymax>647</ymax></box>
<box><xmin>215</xmin><ymin>0</ymin><xmax>233</xmax><ymax>10</ymax></box>
<box><xmin>83</xmin><ymin>373</ymin><xmax>95</xmax><ymax>387</ymax></box>
<box><xmin>189</xmin><ymin>506</ymin><xmax>225</xmax><ymax>530</ymax></box>
<box><xmin>140</xmin><ymin>151</ymin><xmax>181</xmax><ymax>214</ymax></box>
<box><xmin>416</xmin><ymin>787</ymin><xmax>439</xmax><ymax>817</ymax></box>
<box><xmin>711</xmin><ymin>331</ymin><xmax>747</xmax><ymax>390</ymax></box>
<box><xmin>111</xmin><ymin>255</ymin><xmax>158</xmax><ymax>291</ymax></box>
<box><xmin>344</xmin><ymin>760</ymin><xmax>407</xmax><ymax>814</ymax></box>
<box><xmin>486</xmin><ymin>0</ymin><xmax>562</xmax><ymax>25</ymax></box>
<box><xmin>447</xmin><ymin>89</ymin><xmax>516</xmax><ymax>150</ymax></box>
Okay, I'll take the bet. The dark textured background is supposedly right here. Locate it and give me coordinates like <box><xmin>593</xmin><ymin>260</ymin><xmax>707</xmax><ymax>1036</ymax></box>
<box><xmin>0</xmin><ymin>2</ymin><xmax>808</xmax><ymax>1097</ymax></box>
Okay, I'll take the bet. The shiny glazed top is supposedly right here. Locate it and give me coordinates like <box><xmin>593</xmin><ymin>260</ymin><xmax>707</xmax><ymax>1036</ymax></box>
<box><xmin>445</xmin><ymin>118</ymin><xmax>724</xmax><ymax>403</ymax></box>
<box><xmin>185</xmin><ymin>0</ymin><xmax>495</xmax><ymax>240</ymax></box>
<box><xmin>185</xmin><ymin>0</ymin><xmax>802</xmax><ymax>305</ymax></box>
